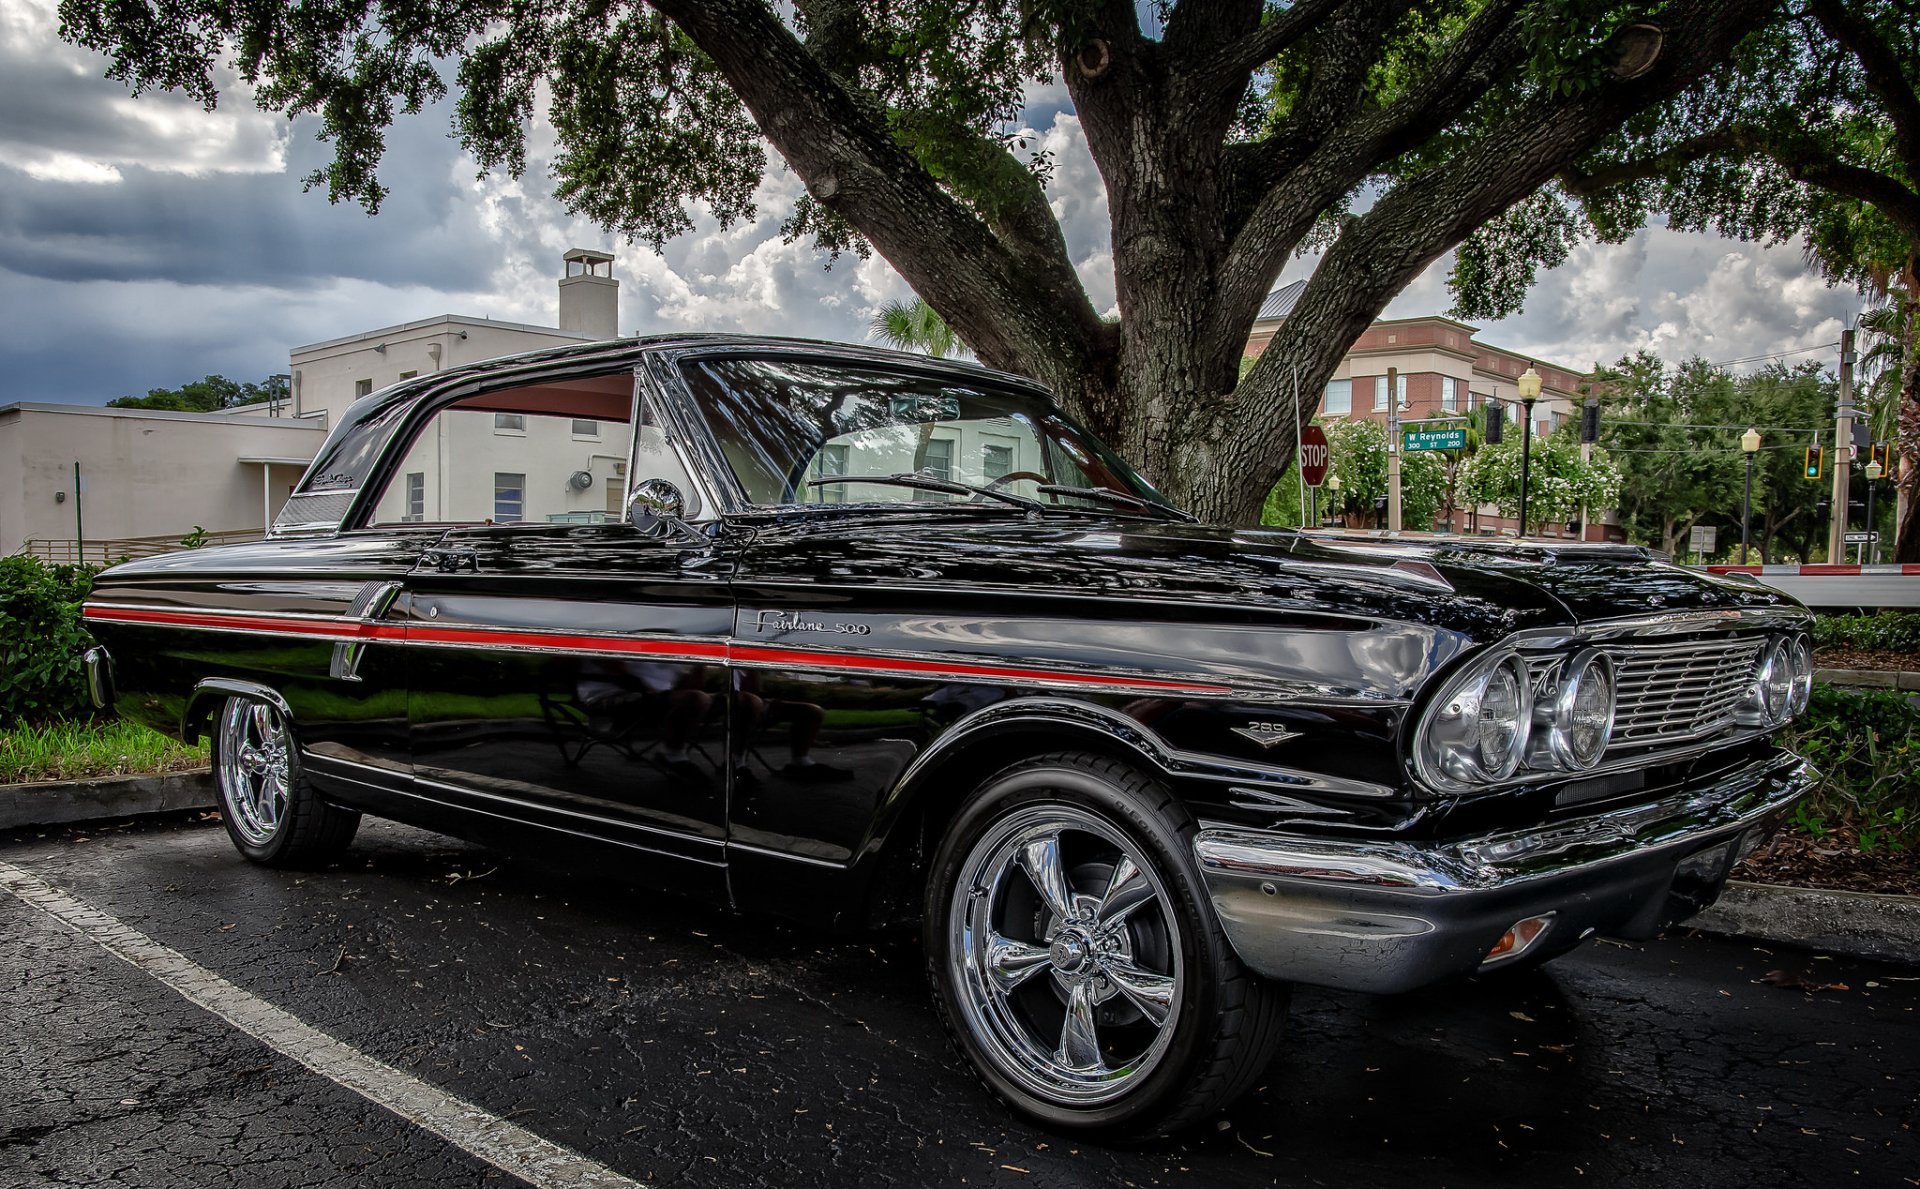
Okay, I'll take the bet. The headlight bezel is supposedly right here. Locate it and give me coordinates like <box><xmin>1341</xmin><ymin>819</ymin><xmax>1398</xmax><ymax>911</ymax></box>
<box><xmin>1411</xmin><ymin>649</ymin><xmax>1536</xmax><ymax>792</ymax></box>
<box><xmin>1542</xmin><ymin>647</ymin><xmax>1616</xmax><ymax>771</ymax></box>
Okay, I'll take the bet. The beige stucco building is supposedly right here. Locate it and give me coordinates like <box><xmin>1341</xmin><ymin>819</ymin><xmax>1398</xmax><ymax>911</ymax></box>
<box><xmin>2</xmin><ymin>250</ymin><xmax>615</xmax><ymax>561</ymax></box>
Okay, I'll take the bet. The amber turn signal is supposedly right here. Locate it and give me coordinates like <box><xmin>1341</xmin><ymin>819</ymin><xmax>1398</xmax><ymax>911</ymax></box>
<box><xmin>1485</xmin><ymin>913</ymin><xmax>1555</xmax><ymax>962</ymax></box>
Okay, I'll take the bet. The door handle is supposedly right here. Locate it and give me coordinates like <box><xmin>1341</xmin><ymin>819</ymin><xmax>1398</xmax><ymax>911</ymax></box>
<box><xmin>423</xmin><ymin>548</ymin><xmax>479</xmax><ymax>573</ymax></box>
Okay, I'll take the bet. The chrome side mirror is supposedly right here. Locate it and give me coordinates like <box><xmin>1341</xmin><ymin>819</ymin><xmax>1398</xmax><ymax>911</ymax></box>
<box><xmin>626</xmin><ymin>477</ymin><xmax>686</xmax><ymax>524</ymax></box>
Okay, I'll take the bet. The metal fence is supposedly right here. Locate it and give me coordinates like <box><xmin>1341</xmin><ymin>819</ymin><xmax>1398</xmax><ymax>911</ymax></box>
<box><xmin>16</xmin><ymin>528</ymin><xmax>266</xmax><ymax>566</ymax></box>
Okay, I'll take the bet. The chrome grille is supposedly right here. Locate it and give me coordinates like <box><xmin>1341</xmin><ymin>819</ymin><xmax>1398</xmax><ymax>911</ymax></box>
<box><xmin>1604</xmin><ymin>635</ymin><xmax>1763</xmax><ymax>748</ymax></box>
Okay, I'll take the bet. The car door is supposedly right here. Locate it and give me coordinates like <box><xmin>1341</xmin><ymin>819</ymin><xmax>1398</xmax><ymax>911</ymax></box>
<box><xmin>371</xmin><ymin>365</ymin><xmax>734</xmax><ymax>893</ymax></box>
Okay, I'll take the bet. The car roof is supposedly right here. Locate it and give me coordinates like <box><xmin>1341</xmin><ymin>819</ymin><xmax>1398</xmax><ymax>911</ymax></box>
<box><xmin>341</xmin><ymin>333</ymin><xmax>1059</xmax><ymax>425</ymax></box>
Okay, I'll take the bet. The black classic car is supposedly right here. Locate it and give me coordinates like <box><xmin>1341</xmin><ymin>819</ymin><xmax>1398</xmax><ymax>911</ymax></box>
<box><xmin>81</xmin><ymin>336</ymin><xmax>1816</xmax><ymax>1137</ymax></box>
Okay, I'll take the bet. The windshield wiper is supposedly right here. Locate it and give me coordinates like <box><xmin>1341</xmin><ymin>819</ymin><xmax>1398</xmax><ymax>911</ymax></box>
<box><xmin>1033</xmin><ymin>484</ymin><xmax>1193</xmax><ymax>521</ymax></box>
<box><xmin>804</xmin><ymin>473</ymin><xmax>1044</xmax><ymax>513</ymax></box>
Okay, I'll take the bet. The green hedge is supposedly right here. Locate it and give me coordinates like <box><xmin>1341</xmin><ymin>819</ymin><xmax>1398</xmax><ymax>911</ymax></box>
<box><xmin>0</xmin><ymin>556</ymin><xmax>98</xmax><ymax>726</ymax></box>
<box><xmin>1788</xmin><ymin>683</ymin><xmax>1919</xmax><ymax>851</ymax></box>
<box><xmin>1812</xmin><ymin>611</ymin><xmax>1920</xmax><ymax>654</ymax></box>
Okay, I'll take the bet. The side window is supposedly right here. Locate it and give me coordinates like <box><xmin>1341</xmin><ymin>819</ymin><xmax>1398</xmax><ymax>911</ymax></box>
<box><xmin>363</xmin><ymin>375</ymin><xmax>636</xmax><ymax>527</ymax></box>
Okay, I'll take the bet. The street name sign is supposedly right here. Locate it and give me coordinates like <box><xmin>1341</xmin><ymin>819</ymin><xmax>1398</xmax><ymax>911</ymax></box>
<box><xmin>1405</xmin><ymin>428</ymin><xmax>1466</xmax><ymax>451</ymax></box>
<box><xmin>1844</xmin><ymin>531</ymin><xmax>1879</xmax><ymax>544</ymax></box>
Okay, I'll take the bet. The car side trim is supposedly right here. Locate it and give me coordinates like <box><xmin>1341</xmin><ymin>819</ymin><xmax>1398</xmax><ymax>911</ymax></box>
<box><xmin>82</xmin><ymin>602</ymin><xmax>1239</xmax><ymax>699</ymax></box>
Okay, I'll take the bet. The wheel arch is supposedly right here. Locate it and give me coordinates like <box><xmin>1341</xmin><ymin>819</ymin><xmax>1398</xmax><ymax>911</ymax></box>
<box><xmin>856</xmin><ymin>698</ymin><xmax>1182</xmax><ymax>927</ymax></box>
<box><xmin>182</xmin><ymin>678</ymin><xmax>293</xmax><ymax>746</ymax></box>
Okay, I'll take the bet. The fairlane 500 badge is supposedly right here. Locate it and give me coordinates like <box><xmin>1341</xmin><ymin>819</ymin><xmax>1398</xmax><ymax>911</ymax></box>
<box><xmin>1232</xmin><ymin>722</ymin><xmax>1301</xmax><ymax>749</ymax></box>
<box><xmin>751</xmin><ymin>610</ymin><xmax>872</xmax><ymax>635</ymax></box>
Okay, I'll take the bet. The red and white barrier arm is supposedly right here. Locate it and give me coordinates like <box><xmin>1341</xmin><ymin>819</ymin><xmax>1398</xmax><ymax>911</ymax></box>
<box><xmin>1702</xmin><ymin>564</ymin><xmax>1920</xmax><ymax>608</ymax></box>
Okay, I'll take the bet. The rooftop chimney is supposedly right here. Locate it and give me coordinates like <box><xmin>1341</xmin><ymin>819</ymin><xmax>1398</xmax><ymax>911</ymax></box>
<box><xmin>558</xmin><ymin>248</ymin><xmax>618</xmax><ymax>340</ymax></box>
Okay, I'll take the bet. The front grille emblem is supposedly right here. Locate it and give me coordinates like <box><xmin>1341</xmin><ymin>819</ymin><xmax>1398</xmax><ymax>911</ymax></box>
<box><xmin>1232</xmin><ymin>722</ymin><xmax>1302</xmax><ymax>749</ymax></box>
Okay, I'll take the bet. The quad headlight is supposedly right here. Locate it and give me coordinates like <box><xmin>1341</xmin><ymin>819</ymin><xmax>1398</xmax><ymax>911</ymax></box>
<box><xmin>1541</xmin><ymin>648</ymin><xmax>1615</xmax><ymax>770</ymax></box>
<box><xmin>1415</xmin><ymin>651</ymin><xmax>1534</xmax><ymax>787</ymax></box>
<box><xmin>1738</xmin><ymin>636</ymin><xmax>1806</xmax><ymax>727</ymax></box>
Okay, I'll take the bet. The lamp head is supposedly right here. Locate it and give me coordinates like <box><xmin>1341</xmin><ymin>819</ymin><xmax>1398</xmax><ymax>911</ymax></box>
<box><xmin>1740</xmin><ymin>427</ymin><xmax>1761</xmax><ymax>454</ymax></box>
<box><xmin>1866</xmin><ymin>458</ymin><xmax>1885</xmax><ymax>480</ymax></box>
<box><xmin>1517</xmin><ymin>366</ymin><xmax>1542</xmax><ymax>400</ymax></box>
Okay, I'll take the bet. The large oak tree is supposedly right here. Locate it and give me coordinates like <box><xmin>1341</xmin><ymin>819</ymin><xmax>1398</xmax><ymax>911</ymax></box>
<box><xmin>60</xmin><ymin>0</ymin><xmax>1777</xmax><ymax>522</ymax></box>
<box><xmin>1460</xmin><ymin>0</ymin><xmax>1920</xmax><ymax>559</ymax></box>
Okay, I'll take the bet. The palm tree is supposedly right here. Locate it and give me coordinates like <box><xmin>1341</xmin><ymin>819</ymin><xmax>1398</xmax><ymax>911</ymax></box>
<box><xmin>870</xmin><ymin>298</ymin><xmax>963</xmax><ymax>358</ymax></box>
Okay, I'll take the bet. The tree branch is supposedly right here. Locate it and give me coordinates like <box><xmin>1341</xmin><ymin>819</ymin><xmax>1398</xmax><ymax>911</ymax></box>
<box><xmin>650</xmin><ymin>0</ymin><xmax>1109</xmax><ymax>381</ymax></box>
<box><xmin>1808</xmin><ymin>0</ymin><xmax>1920</xmax><ymax>169</ymax></box>
<box><xmin>1201</xmin><ymin>0</ymin><xmax>1351</xmax><ymax>91</ymax></box>
<box><xmin>1564</xmin><ymin>122</ymin><xmax>1920</xmax><ymax>244</ymax></box>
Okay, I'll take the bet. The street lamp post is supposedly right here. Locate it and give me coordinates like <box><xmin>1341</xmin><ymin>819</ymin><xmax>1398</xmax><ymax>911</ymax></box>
<box><xmin>1865</xmin><ymin>457</ymin><xmax>1885</xmax><ymax>564</ymax></box>
<box><xmin>1740</xmin><ymin>426</ymin><xmax>1761</xmax><ymax>564</ymax></box>
<box><xmin>1327</xmin><ymin>474</ymin><xmax>1343</xmax><ymax>527</ymax></box>
<box><xmin>1516</xmin><ymin>367</ymin><xmax>1542</xmax><ymax>536</ymax></box>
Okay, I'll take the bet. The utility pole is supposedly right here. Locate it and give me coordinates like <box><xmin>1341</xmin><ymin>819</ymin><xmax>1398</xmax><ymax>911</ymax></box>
<box><xmin>1827</xmin><ymin>328</ymin><xmax>1856</xmax><ymax>562</ymax></box>
<box><xmin>1386</xmin><ymin>366</ymin><xmax>1403</xmax><ymax>531</ymax></box>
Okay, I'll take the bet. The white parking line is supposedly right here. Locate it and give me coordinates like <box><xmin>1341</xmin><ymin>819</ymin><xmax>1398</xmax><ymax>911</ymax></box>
<box><xmin>0</xmin><ymin>860</ymin><xmax>645</xmax><ymax>1189</ymax></box>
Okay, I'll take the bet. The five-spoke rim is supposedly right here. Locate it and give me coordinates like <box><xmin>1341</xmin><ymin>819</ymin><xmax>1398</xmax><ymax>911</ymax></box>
<box><xmin>218</xmin><ymin>700</ymin><xmax>291</xmax><ymax>846</ymax></box>
<box><xmin>949</xmin><ymin>803</ymin><xmax>1184</xmax><ymax>1106</ymax></box>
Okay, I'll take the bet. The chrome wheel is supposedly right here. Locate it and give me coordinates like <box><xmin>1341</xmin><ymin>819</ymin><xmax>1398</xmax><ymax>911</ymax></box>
<box><xmin>218</xmin><ymin>699</ymin><xmax>291</xmax><ymax>847</ymax></box>
<box><xmin>949</xmin><ymin>803</ymin><xmax>1184</xmax><ymax>1106</ymax></box>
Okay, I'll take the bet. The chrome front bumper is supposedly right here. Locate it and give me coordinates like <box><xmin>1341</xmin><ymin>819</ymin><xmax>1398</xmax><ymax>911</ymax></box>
<box><xmin>1194</xmin><ymin>751</ymin><xmax>1815</xmax><ymax>994</ymax></box>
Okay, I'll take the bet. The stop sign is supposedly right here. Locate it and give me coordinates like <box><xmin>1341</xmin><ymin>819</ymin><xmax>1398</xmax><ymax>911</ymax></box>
<box><xmin>1299</xmin><ymin>424</ymin><xmax>1330</xmax><ymax>487</ymax></box>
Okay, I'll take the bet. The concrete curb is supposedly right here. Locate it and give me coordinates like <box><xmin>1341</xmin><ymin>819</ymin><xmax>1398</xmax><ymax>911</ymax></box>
<box><xmin>1690</xmin><ymin>879</ymin><xmax>1920</xmax><ymax>965</ymax></box>
<box><xmin>0</xmin><ymin>769</ymin><xmax>215</xmax><ymax>830</ymax></box>
<box><xmin>1815</xmin><ymin>666</ymin><xmax>1920</xmax><ymax>692</ymax></box>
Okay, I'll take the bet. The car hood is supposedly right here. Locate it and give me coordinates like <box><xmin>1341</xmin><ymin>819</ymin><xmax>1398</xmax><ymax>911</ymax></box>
<box><xmin>734</xmin><ymin>514</ymin><xmax>1801</xmax><ymax>646</ymax></box>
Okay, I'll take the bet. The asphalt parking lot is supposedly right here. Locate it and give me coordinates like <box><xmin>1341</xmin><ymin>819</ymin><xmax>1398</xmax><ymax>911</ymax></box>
<box><xmin>3</xmin><ymin>815</ymin><xmax>1915</xmax><ymax>1189</ymax></box>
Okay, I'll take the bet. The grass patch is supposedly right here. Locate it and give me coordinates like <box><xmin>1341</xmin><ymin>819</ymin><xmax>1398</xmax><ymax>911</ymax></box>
<box><xmin>0</xmin><ymin>717</ymin><xmax>209</xmax><ymax>784</ymax></box>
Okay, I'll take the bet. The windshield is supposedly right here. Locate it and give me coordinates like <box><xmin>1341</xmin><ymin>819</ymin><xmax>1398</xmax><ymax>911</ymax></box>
<box><xmin>678</xmin><ymin>356</ymin><xmax>1181</xmax><ymax>514</ymax></box>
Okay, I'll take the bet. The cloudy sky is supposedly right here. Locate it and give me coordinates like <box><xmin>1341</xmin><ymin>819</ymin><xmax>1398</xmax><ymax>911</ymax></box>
<box><xmin>0</xmin><ymin>0</ymin><xmax>1864</xmax><ymax>408</ymax></box>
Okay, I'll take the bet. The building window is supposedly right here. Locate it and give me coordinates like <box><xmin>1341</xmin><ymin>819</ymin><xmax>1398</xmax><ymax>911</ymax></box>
<box><xmin>982</xmin><ymin>443</ymin><xmax>1013</xmax><ymax>482</ymax></box>
<box><xmin>922</xmin><ymin>437</ymin><xmax>954</xmax><ymax>482</ymax></box>
<box><xmin>914</xmin><ymin>437</ymin><xmax>955</xmax><ymax>500</ymax></box>
<box><xmin>1440</xmin><ymin>377</ymin><xmax>1456</xmax><ymax>411</ymax></box>
<box><xmin>817</xmin><ymin>442</ymin><xmax>848</xmax><ymax>503</ymax></box>
<box><xmin>494</xmin><ymin>473</ymin><xmax>525</xmax><ymax>523</ymax></box>
<box><xmin>354</xmin><ymin>379</ymin><xmax>373</xmax><ymax>398</ymax></box>
<box><xmin>1323</xmin><ymin>379</ymin><xmax>1352</xmax><ymax>417</ymax></box>
<box><xmin>399</xmin><ymin>370</ymin><xmax>418</xmax><ymax>380</ymax></box>
<box><xmin>1374</xmin><ymin>375</ymin><xmax>1407</xmax><ymax>411</ymax></box>
<box><xmin>494</xmin><ymin>413</ymin><xmax>526</xmax><ymax>434</ymax></box>
<box><xmin>571</xmin><ymin>419</ymin><xmax>599</xmax><ymax>438</ymax></box>
<box><xmin>403</xmin><ymin>472</ymin><xmax>424</xmax><ymax>522</ymax></box>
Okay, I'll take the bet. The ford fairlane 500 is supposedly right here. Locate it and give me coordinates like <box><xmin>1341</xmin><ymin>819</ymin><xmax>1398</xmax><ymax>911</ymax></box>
<box><xmin>81</xmin><ymin>336</ymin><xmax>1815</xmax><ymax>1136</ymax></box>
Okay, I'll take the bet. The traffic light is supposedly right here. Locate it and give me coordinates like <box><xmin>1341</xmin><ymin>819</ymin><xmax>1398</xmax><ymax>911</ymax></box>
<box><xmin>1870</xmin><ymin>441</ymin><xmax>1893</xmax><ymax>474</ymax></box>
<box><xmin>1579</xmin><ymin>399</ymin><xmax>1600</xmax><ymax>444</ymax></box>
<box><xmin>1804</xmin><ymin>445</ymin><xmax>1823</xmax><ymax>480</ymax></box>
<box><xmin>1484</xmin><ymin>398</ymin><xmax>1504</xmax><ymax>445</ymax></box>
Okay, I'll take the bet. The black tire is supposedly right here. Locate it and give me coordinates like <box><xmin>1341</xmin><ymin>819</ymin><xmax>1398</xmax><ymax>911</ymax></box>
<box><xmin>212</xmin><ymin>696</ymin><xmax>360</xmax><ymax>866</ymax></box>
<box><xmin>924</xmin><ymin>751</ymin><xmax>1287</xmax><ymax>1140</ymax></box>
